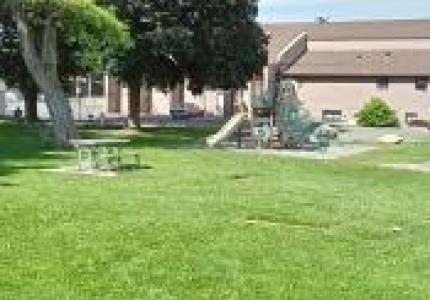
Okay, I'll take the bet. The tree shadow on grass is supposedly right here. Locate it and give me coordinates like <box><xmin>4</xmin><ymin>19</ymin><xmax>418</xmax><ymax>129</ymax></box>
<box><xmin>0</xmin><ymin>123</ymin><xmax>72</xmax><ymax>177</ymax></box>
<box><xmin>0</xmin><ymin>182</ymin><xmax>18</xmax><ymax>187</ymax></box>
<box><xmin>0</xmin><ymin>123</ymin><xmax>216</xmax><ymax>177</ymax></box>
<box><xmin>80</xmin><ymin>126</ymin><xmax>216</xmax><ymax>150</ymax></box>
<box><xmin>132</xmin><ymin>127</ymin><xmax>211</xmax><ymax>149</ymax></box>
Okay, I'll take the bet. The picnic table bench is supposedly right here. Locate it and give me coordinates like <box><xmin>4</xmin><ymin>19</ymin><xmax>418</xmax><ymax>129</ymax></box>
<box><xmin>70</xmin><ymin>139</ymin><xmax>140</xmax><ymax>171</ymax></box>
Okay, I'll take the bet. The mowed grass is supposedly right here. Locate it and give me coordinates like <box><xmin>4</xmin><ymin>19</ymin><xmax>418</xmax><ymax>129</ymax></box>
<box><xmin>1</xmin><ymin>122</ymin><xmax>430</xmax><ymax>299</ymax></box>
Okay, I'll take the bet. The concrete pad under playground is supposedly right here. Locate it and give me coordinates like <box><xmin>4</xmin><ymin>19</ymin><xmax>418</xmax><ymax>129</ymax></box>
<box><xmin>234</xmin><ymin>145</ymin><xmax>377</xmax><ymax>160</ymax></box>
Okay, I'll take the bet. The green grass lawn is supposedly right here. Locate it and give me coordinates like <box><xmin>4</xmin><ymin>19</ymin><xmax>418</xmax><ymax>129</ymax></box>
<box><xmin>1</xmin><ymin>123</ymin><xmax>430</xmax><ymax>299</ymax></box>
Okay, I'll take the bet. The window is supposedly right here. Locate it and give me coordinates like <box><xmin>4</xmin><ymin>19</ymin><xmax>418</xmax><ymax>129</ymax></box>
<box><xmin>90</xmin><ymin>73</ymin><xmax>105</xmax><ymax>97</ymax></box>
<box><xmin>76</xmin><ymin>76</ymin><xmax>89</xmax><ymax>97</ymax></box>
<box><xmin>63</xmin><ymin>76</ymin><xmax>90</xmax><ymax>98</ymax></box>
<box><xmin>322</xmin><ymin>110</ymin><xmax>343</xmax><ymax>123</ymax></box>
<box><xmin>415</xmin><ymin>77</ymin><xmax>428</xmax><ymax>91</ymax></box>
<box><xmin>376</xmin><ymin>77</ymin><xmax>389</xmax><ymax>90</ymax></box>
<box><xmin>63</xmin><ymin>77</ymin><xmax>77</xmax><ymax>97</ymax></box>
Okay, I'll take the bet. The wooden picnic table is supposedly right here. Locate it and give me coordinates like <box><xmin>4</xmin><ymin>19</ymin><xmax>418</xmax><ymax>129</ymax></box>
<box><xmin>70</xmin><ymin>139</ymin><xmax>138</xmax><ymax>171</ymax></box>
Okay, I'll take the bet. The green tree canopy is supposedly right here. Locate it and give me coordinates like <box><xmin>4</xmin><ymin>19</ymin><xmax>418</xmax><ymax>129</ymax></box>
<box><xmin>101</xmin><ymin>0</ymin><xmax>267</xmax><ymax>125</ymax></box>
<box><xmin>104</xmin><ymin>0</ymin><xmax>267</xmax><ymax>91</ymax></box>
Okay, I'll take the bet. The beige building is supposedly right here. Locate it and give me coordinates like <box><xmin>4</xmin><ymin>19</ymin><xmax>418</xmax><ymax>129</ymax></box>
<box><xmin>262</xmin><ymin>19</ymin><xmax>430</xmax><ymax>124</ymax></box>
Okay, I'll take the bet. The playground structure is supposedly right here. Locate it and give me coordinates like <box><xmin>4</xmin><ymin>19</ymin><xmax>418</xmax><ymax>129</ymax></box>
<box><xmin>206</xmin><ymin>79</ymin><xmax>335</xmax><ymax>149</ymax></box>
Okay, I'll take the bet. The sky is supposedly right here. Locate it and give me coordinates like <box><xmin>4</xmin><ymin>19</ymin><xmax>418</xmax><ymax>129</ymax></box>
<box><xmin>258</xmin><ymin>0</ymin><xmax>430</xmax><ymax>22</ymax></box>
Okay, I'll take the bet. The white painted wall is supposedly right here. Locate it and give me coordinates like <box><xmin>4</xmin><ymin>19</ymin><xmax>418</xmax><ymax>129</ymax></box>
<box><xmin>2</xmin><ymin>89</ymin><xmax>109</xmax><ymax>120</ymax></box>
<box><xmin>68</xmin><ymin>97</ymin><xmax>108</xmax><ymax>120</ymax></box>
<box><xmin>151</xmin><ymin>89</ymin><xmax>171</xmax><ymax>115</ymax></box>
<box><xmin>151</xmin><ymin>88</ymin><xmax>225</xmax><ymax>117</ymax></box>
<box><xmin>196</xmin><ymin>91</ymin><xmax>224</xmax><ymax>117</ymax></box>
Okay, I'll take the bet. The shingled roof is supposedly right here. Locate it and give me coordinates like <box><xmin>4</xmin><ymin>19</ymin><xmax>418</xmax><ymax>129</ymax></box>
<box><xmin>282</xmin><ymin>50</ymin><xmax>430</xmax><ymax>77</ymax></box>
<box><xmin>263</xmin><ymin>19</ymin><xmax>430</xmax><ymax>64</ymax></box>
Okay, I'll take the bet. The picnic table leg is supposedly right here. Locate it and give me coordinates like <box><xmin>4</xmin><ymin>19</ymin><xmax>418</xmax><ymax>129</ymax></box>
<box><xmin>91</xmin><ymin>146</ymin><xmax>99</xmax><ymax>170</ymax></box>
<box><xmin>135</xmin><ymin>153</ymin><xmax>141</xmax><ymax>169</ymax></box>
<box><xmin>107</xmin><ymin>146</ymin><xmax>116</xmax><ymax>170</ymax></box>
<box><xmin>78</xmin><ymin>147</ymin><xmax>83</xmax><ymax>170</ymax></box>
<box><xmin>117</xmin><ymin>146</ymin><xmax>122</xmax><ymax>170</ymax></box>
<box><xmin>101</xmin><ymin>146</ymin><xmax>108</xmax><ymax>170</ymax></box>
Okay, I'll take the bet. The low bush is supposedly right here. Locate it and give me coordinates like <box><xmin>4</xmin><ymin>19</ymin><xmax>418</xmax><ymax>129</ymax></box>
<box><xmin>355</xmin><ymin>97</ymin><xmax>399</xmax><ymax>127</ymax></box>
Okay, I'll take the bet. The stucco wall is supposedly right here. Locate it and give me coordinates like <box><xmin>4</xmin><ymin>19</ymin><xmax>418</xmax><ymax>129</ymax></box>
<box><xmin>193</xmin><ymin>90</ymin><xmax>225</xmax><ymax>116</ymax></box>
<box><xmin>295</xmin><ymin>77</ymin><xmax>430</xmax><ymax>123</ymax></box>
<box><xmin>151</xmin><ymin>89</ymin><xmax>171</xmax><ymax>115</ymax></box>
<box><xmin>1</xmin><ymin>90</ymin><xmax>109</xmax><ymax>120</ymax></box>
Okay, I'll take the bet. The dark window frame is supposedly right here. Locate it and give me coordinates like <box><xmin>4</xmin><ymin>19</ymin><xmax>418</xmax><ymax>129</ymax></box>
<box><xmin>63</xmin><ymin>77</ymin><xmax>77</xmax><ymax>98</ymax></box>
<box><xmin>90</xmin><ymin>73</ymin><xmax>105</xmax><ymax>97</ymax></box>
<box><xmin>415</xmin><ymin>77</ymin><xmax>428</xmax><ymax>91</ymax></box>
<box><xmin>76</xmin><ymin>76</ymin><xmax>89</xmax><ymax>97</ymax></box>
<box><xmin>376</xmin><ymin>77</ymin><xmax>389</xmax><ymax>90</ymax></box>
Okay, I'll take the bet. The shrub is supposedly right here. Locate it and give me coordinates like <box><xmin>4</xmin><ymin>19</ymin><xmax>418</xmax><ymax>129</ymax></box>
<box><xmin>355</xmin><ymin>97</ymin><xmax>399</xmax><ymax>127</ymax></box>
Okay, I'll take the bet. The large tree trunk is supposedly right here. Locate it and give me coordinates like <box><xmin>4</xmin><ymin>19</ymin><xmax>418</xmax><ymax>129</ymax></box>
<box><xmin>16</xmin><ymin>15</ymin><xmax>77</xmax><ymax>147</ymax></box>
<box><xmin>128</xmin><ymin>81</ymin><xmax>141</xmax><ymax>128</ymax></box>
<box><xmin>22</xmin><ymin>79</ymin><xmax>38</xmax><ymax>123</ymax></box>
<box><xmin>140</xmin><ymin>81</ymin><xmax>152</xmax><ymax>115</ymax></box>
<box><xmin>107</xmin><ymin>77</ymin><xmax>121</xmax><ymax>113</ymax></box>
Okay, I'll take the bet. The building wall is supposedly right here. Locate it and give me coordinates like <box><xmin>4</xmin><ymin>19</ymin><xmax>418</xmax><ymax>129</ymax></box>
<box><xmin>1</xmin><ymin>84</ymin><xmax>115</xmax><ymax>120</ymax></box>
<box><xmin>68</xmin><ymin>97</ymin><xmax>108</xmax><ymax>120</ymax></box>
<box><xmin>151</xmin><ymin>89</ymin><xmax>171</xmax><ymax>115</ymax></box>
<box><xmin>3</xmin><ymin>93</ymin><xmax>109</xmax><ymax>120</ymax></box>
<box><xmin>295</xmin><ymin>77</ymin><xmax>430</xmax><ymax>123</ymax></box>
<box><xmin>189</xmin><ymin>89</ymin><xmax>224</xmax><ymax>116</ymax></box>
<box><xmin>144</xmin><ymin>87</ymin><xmax>225</xmax><ymax>117</ymax></box>
<box><xmin>3</xmin><ymin>89</ymin><xmax>25</xmax><ymax>117</ymax></box>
